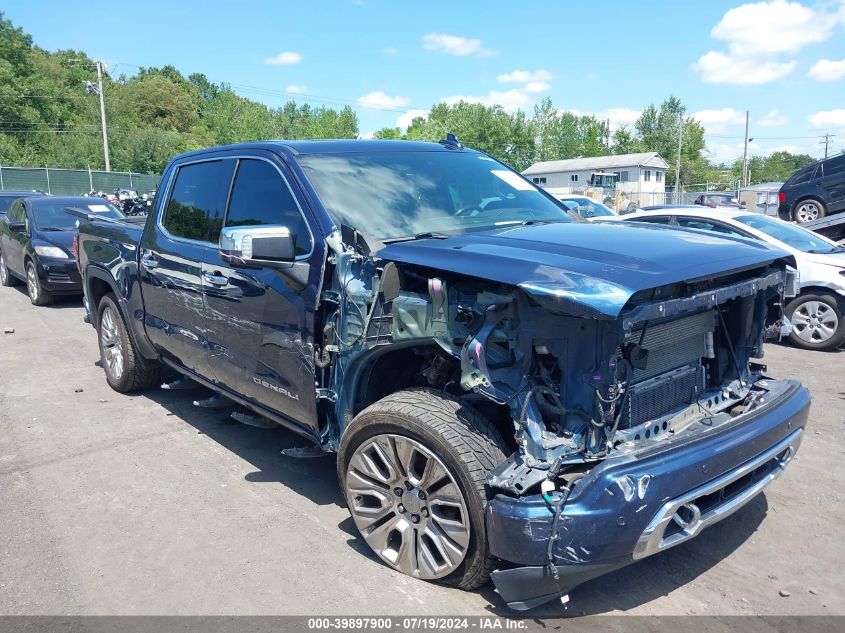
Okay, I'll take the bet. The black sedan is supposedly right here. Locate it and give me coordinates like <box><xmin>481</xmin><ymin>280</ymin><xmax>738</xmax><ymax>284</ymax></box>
<box><xmin>0</xmin><ymin>196</ymin><xmax>124</xmax><ymax>305</ymax></box>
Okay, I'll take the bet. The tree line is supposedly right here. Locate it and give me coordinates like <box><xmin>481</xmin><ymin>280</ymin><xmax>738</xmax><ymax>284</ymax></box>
<box><xmin>0</xmin><ymin>12</ymin><xmax>815</xmax><ymax>185</ymax></box>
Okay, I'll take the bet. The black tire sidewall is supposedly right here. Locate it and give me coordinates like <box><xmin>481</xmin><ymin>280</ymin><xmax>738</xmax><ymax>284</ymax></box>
<box><xmin>786</xmin><ymin>293</ymin><xmax>845</xmax><ymax>351</ymax></box>
<box><xmin>338</xmin><ymin>398</ymin><xmax>501</xmax><ymax>588</ymax></box>
<box><xmin>794</xmin><ymin>199</ymin><xmax>826</xmax><ymax>223</ymax></box>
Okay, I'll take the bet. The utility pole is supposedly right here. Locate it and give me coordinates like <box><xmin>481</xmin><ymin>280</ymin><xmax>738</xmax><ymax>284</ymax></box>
<box><xmin>741</xmin><ymin>110</ymin><xmax>750</xmax><ymax>188</ymax></box>
<box><xmin>95</xmin><ymin>61</ymin><xmax>110</xmax><ymax>172</ymax></box>
<box><xmin>820</xmin><ymin>133</ymin><xmax>835</xmax><ymax>159</ymax></box>
<box><xmin>674</xmin><ymin>113</ymin><xmax>683</xmax><ymax>203</ymax></box>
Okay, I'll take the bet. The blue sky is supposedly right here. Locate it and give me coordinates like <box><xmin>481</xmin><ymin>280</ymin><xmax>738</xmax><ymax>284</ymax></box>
<box><xmin>5</xmin><ymin>0</ymin><xmax>845</xmax><ymax>162</ymax></box>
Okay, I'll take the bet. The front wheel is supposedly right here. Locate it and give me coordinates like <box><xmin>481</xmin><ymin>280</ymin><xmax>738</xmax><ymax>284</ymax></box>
<box><xmin>793</xmin><ymin>199</ymin><xmax>826</xmax><ymax>223</ymax></box>
<box><xmin>97</xmin><ymin>294</ymin><xmax>161</xmax><ymax>392</ymax></box>
<box><xmin>26</xmin><ymin>261</ymin><xmax>53</xmax><ymax>306</ymax></box>
<box><xmin>338</xmin><ymin>390</ymin><xmax>507</xmax><ymax>590</ymax></box>
<box><xmin>786</xmin><ymin>293</ymin><xmax>845</xmax><ymax>351</ymax></box>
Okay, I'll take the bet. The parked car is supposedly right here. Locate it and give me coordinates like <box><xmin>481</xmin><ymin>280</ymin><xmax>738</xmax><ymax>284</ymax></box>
<box><xmin>778</xmin><ymin>153</ymin><xmax>845</xmax><ymax>223</ymax></box>
<box><xmin>0</xmin><ymin>190</ymin><xmax>45</xmax><ymax>216</ymax></box>
<box><xmin>694</xmin><ymin>192</ymin><xmax>742</xmax><ymax>208</ymax></box>
<box><xmin>613</xmin><ymin>206</ymin><xmax>845</xmax><ymax>350</ymax></box>
<box><xmin>0</xmin><ymin>196</ymin><xmax>124</xmax><ymax>305</ymax></box>
<box><xmin>551</xmin><ymin>194</ymin><xmax>615</xmax><ymax>219</ymax></box>
<box><xmin>75</xmin><ymin>140</ymin><xmax>808</xmax><ymax>611</ymax></box>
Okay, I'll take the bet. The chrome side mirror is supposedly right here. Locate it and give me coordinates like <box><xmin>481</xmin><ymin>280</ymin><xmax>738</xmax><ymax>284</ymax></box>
<box><xmin>219</xmin><ymin>225</ymin><xmax>295</xmax><ymax>269</ymax></box>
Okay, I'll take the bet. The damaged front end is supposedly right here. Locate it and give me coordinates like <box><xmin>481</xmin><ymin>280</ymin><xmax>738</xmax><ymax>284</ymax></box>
<box><xmin>316</xmin><ymin>228</ymin><xmax>809</xmax><ymax>610</ymax></box>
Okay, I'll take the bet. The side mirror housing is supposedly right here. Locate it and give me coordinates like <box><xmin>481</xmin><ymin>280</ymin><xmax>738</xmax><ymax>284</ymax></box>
<box><xmin>8</xmin><ymin>221</ymin><xmax>26</xmax><ymax>233</ymax></box>
<box><xmin>220</xmin><ymin>225</ymin><xmax>296</xmax><ymax>269</ymax></box>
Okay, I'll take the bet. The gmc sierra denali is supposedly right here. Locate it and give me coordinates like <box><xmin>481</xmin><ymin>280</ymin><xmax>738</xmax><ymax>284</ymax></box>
<box><xmin>74</xmin><ymin>139</ymin><xmax>810</xmax><ymax>610</ymax></box>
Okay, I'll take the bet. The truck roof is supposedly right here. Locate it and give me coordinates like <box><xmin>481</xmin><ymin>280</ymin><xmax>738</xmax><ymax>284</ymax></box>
<box><xmin>170</xmin><ymin>139</ymin><xmax>467</xmax><ymax>162</ymax></box>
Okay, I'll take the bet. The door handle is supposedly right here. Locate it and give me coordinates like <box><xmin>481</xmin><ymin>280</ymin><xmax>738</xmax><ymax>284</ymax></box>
<box><xmin>203</xmin><ymin>271</ymin><xmax>228</xmax><ymax>286</ymax></box>
<box><xmin>140</xmin><ymin>255</ymin><xmax>159</xmax><ymax>270</ymax></box>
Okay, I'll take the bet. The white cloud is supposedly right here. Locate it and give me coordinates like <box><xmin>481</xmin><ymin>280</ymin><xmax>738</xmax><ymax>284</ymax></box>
<box><xmin>808</xmin><ymin>108</ymin><xmax>845</xmax><ymax>129</ymax></box>
<box><xmin>395</xmin><ymin>109</ymin><xmax>429</xmax><ymax>131</ymax></box>
<box><xmin>359</xmin><ymin>131</ymin><xmax>375</xmax><ymax>140</ymax></box>
<box><xmin>691</xmin><ymin>108</ymin><xmax>746</xmax><ymax>134</ymax></box>
<box><xmin>693</xmin><ymin>51</ymin><xmax>796</xmax><ymax>84</ymax></box>
<box><xmin>264</xmin><ymin>51</ymin><xmax>302</xmax><ymax>66</ymax></box>
<box><xmin>422</xmin><ymin>33</ymin><xmax>494</xmax><ymax>57</ymax></box>
<box><xmin>809</xmin><ymin>58</ymin><xmax>845</xmax><ymax>82</ymax></box>
<box><xmin>760</xmin><ymin>108</ymin><xmax>788</xmax><ymax>127</ymax></box>
<box><xmin>496</xmin><ymin>69</ymin><xmax>553</xmax><ymax>83</ymax></box>
<box><xmin>711</xmin><ymin>1</ymin><xmax>834</xmax><ymax>56</ymax></box>
<box><xmin>441</xmin><ymin>89</ymin><xmax>532</xmax><ymax>113</ymax></box>
<box><xmin>285</xmin><ymin>84</ymin><xmax>308</xmax><ymax>95</ymax></box>
<box><xmin>705</xmin><ymin>141</ymin><xmax>763</xmax><ymax>163</ymax></box>
<box><xmin>692</xmin><ymin>1</ymin><xmax>839</xmax><ymax>85</ymax></box>
<box><xmin>356</xmin><ymin>91</ymin><xmax>412</xmax><ymax>110</ymax></box>
<box><xmin>523</xmin><ymin>81</ymin><xmax>551</xmax><ymax>93</ymax></box>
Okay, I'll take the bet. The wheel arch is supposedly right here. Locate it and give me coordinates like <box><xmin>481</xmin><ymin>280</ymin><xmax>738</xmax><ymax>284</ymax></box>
<box><xmin>792</xmin><ymin>195</ymin><xmax>827</xmax><ymax>214</ymax></box>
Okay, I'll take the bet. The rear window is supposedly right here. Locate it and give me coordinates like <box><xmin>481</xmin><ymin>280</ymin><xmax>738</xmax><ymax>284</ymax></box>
<box><xmin>785</xmin><ymin>163</ymin><xmax>818</xmax><ymax>185</ymax></box>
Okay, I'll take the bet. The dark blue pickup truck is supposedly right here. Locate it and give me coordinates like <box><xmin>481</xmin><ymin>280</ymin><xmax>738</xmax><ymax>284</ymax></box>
<box><xmin>76</xmin><ymin>139</ymin><xmax>810</xmax><ymax>610</ymax></box>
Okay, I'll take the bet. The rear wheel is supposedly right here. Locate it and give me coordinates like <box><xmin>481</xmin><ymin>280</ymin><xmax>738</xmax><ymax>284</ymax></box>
<box><xmin>26</xmin><ymin>261</ymin><xmax>53</xmax><ymax>306</ymax></box>
<box><xmin>97</xmin><ymin>294</ymin><xmax>161</xmax><ymax>392</ymax></box>
<box><xmin>793</xmin><ymin>199</ymin><xmax>826</xmax><ymax>223</ymax></box>
<box><xmin>0</xmin><ymin>251</ymin><xmax>18</xmax><ymax>287</ymax></box>
<box><xmin>338</xmin><ymin>389</ymin><xmax>507</xmax><ymax>590</ymax></box>
<box><xmin>786</xmin><ymin>293</ymin><xmax>845</xmax><ymax>351</ymax></box>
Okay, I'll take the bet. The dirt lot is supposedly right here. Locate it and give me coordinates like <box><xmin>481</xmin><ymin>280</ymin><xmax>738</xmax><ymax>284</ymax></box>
<box><xmin>0</xmin><ymin>285</ymin><xmax>843</xmax><ymax>618</ymax></box>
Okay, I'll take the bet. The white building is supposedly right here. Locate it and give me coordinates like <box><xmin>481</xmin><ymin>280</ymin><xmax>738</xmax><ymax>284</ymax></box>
<box><xmin>522</xmin><ymin>152</ymin><xmax>669</xmax><ymax>207</ymax></box>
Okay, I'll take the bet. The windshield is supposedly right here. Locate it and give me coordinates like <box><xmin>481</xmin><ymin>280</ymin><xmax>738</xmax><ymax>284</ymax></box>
<box><xmin>32</xmin><ymin>201</ymin><xmax>124</xmax><ymax>231</ymax></box>
<box><xmin>559</xmin><ymin>197</ymin><xmax>614</xmax><ymax>218</ymax></box>
<box><xmin>297</xmin><ymin>150</ymin><xmax>574</xmax><ymax>240</ymax></box>
<box><xmin>736</xmin><ymin>214</ymin><xmax>841</xmax><ymax>253</ymax></box>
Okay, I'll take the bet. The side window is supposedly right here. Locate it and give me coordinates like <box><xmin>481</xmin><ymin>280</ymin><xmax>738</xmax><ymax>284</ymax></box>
<box><xmin>163</xmin><ymin>160</ymin><xmax>234</xmax><ymax>243</ymax></box>
<box><xmin>676</xmin><ymin>217</ymin><xmax>740</xmax><ymax>235</ymax></box>
<box><xmin>8</xmin><ymin>201</ymin><xmax>24</xmax><ymax>222</ymax></box>
<box><xmin>824</xmin><ymin>155</ymin><xmax>845</xmax><ymax>177</ymax></box>
<box><xmin>225</xmin><ymin>159</ymin><xmax>313</xmax><ymax>257</ymax></box>
<box><xmin>628</xmin><ymin>215</ymin><xmax>670</xmax><ymax>224</ymax></box>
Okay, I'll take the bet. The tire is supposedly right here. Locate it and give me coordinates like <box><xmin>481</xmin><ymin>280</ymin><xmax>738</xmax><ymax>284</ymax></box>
<box><xmin>26</xmin><ymin>260</ymin><xmax>53</xmax><ymax>306</ymax></box>
<box><xmin>337</xmin><ymin>389</ymin><xmax>508</xmax><ymax>590</ymax></box>
<box><xmin>786</xmin><ymin>293</ymin><xmax>845</xmax><ymax>351</ymax></box>
<box><xmin>0</xmin><ymin>250</ymin><xmax>18</xmax><ymax>287</ymax></box>
<box><xmin>97</xmin><ymin>293</ymin><xmax>161</xmax><ymax>392</ymax></box>
<box><xmin>793</xmin><ymin>199</ymin><xmax>826</xmax><ymax>224</ymax></box>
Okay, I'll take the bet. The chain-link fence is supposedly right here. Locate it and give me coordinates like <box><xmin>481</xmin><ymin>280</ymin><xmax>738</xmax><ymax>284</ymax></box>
<box><xmin>0</xmin><ymin>166</ymin><xmax>160</xmax><ymax>196</ymax></box>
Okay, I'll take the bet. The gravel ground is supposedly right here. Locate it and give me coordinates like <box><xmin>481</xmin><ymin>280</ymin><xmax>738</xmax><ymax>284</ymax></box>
<box><xmin>0</xmin><ymin>286</ymin><xmax>842</xmax><ymax>618</ymax></box>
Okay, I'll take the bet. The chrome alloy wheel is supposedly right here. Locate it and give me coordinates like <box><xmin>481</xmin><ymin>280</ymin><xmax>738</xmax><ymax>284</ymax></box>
<box><xmin>26</xmin><ymin>264</ymin><xmax>39</xmax><ymax>302</ymax></box>
<box><xmin>795</xmin><ymin>200</ymin><xmax>821</xmax><ymax>223</ymax></box>
<box><xmin>793</xmin><ymin>299</ymin><xmax>839</xmax><ymax>344</ymax></box>
<box><xmin>99</xmin><ymin>306</ymin><xmax>125</xmax><ymax>379</ymax></box>
<box><xmin>345</xmin><ymin>434</ymin><xmax>471</xmax><ymax>580</ymax></box>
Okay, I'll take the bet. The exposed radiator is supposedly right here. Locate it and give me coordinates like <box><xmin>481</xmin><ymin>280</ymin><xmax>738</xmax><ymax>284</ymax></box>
<box><xmin>620</xmin><ymin>364</ymin><xmax>706</xmax><ymax>429</ymax></box>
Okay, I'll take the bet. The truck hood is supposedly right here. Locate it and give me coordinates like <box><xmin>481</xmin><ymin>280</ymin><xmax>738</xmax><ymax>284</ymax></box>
<box><xmin>377</xmin><ymin>222</ymin><xmax>789</xmax><ymax>319</ymax></box>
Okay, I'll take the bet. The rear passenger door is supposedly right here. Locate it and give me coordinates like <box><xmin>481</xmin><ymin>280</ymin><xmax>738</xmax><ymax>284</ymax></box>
<box><xmin>820</xmin><ymin>155</ymin><xmax>845</xmax><ymax>213</ymax></box>
<box><xmin>202</xmin><ymin>155</ymin><xmax>321</xmax><ymax>434</ymax></box>
<box><xmin>139</xmin><ymin>158</ymin><xmax>235</xmax><ymax>378</ymax></box>
<box><xmin>3</xmin><ymin>200</ymin><xmax>28</xmax><ymax>275</ymax></box>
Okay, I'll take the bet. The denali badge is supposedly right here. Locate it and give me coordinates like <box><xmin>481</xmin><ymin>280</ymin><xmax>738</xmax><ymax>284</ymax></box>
<box><xmin>253</xmin><ymin>377</ymin><xmax>299</xmax><ymax>400</ymax></box>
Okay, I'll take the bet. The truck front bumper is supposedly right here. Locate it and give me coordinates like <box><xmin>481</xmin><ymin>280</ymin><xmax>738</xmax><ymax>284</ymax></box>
<box><xmin>486</xmin><ymin>379</ymin><xmax>810</xmax><ymax>611</ymax></box>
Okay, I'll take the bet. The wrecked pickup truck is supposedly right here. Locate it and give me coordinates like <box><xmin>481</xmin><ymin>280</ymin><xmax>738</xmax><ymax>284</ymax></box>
<box><xmin>75</xmin><ymin>139</ymin><xmax>810</xmax><ymax>610</ymax></box>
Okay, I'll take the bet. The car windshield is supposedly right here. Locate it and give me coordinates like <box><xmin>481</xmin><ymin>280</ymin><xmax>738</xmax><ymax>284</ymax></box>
<box><xmin>736</xmin><ymin>214</ymin><xmax>841</xmax><ymax>254</ymax></box>
<box><xmin>560</xmin><ymin>197</ymin><xmax>614</xmax><ymax>218</ymax></box>
<box><xmin>32</xmin><ymin>201</ymin><xmax>124</xmax><ymax>231</ymax></box>
<box><xmin>297</xmin><ymin>150</ymin><xmax>574</xmax><ymax>240</ymax></box>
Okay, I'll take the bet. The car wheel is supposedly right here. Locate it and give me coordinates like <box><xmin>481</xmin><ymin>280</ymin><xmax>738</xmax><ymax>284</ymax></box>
<box><xmin>338</xmin><ymin>389</ymin><xmax>508</xmax><ymax>590</ymax></box>
<box><xmin>0</xmin><ymin>251</ymin><xmax>18</xmax><ymax>287</ymax></box>
<box><xmin>793</xmin><ymin>199</ymin><xmax>826</xmax><ymax>224</ymax></box>
<box><xmin>786</xmin><ymin>293</ymin><xmax>845</xmax><ymax>351</ymax></box>
<box><xmin>97</xmin><ymin>293</ymin><xmax>161</xmax><ymax>392</ymax></box>
<box><xmin>26</xmin><ymin>260</ymin><xmax>53</xmax><ymax>306</ymax></box>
